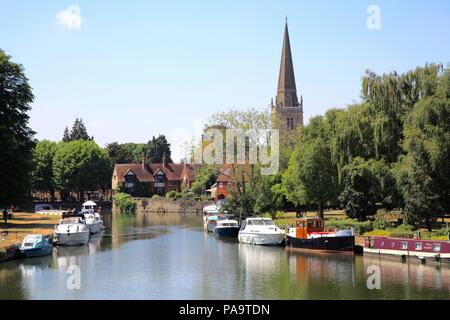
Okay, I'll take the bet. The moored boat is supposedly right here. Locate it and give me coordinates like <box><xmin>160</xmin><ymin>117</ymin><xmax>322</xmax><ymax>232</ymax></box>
<box><xmin>238</xmin><ymin>217</ymin><xmax>285</xmax><ymax>245</ymax></box>
<box><xmin>214</xmin><ymin>219</ymin><xmax>240</xmax><ymax>239</ymax></box>
<box><xmin>286</xmin><ymin>217</ymin><xmax>355</xmax><ymax>252</ymax></box>
<box><xmin>19</xmin><ymin>234</ymin><xmax>53</xmax><ymax>258</ymax></box>
<box><xmin>54</xmin><ymin>213</ymin><xmax>90</xmax><ymax>246</ymax></box>
<box><xmin>364</xmin><ymin>236</ymin><xmax>450</xmax><ymax>265</ymax></box>
<box><xmin>80</xmin><ymin>201</ymin><xmax>105</xmax><ymax>234</ymax></box>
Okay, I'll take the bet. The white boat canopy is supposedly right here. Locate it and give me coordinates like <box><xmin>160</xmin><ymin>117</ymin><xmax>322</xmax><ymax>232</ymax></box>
<box><xmin>82</xmin><ymin>201</ymin><xmax>97</xmax><ymax>207</ymax></box>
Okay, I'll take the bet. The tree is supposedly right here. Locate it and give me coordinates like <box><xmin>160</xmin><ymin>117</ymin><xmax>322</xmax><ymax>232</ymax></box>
<box><xmin>0</xmin><ymin>49</ymin><xmax>36</xmax><ymax>206</ymax></box>
<box><xmin>145</xmin><ymin>135</ymin><xmax>172</xmax><ymax>163</ymax></box>
<box><xmin>31</xmin><ymin>140</ymin><xmax>58</xmax><ymax>200</ymax></box>
<box><xmin>283</xmin><ymin>116</ymin><xmax>339</xmax><ymax>217</ymax></box>
<box><xmin>69</xmin><ymin>118</ymin><xmax>91</xmax><ymax>141</ymax></box>
<box><xmin>106</xmin><ymin>142</ymin><xmax>135</xmax><ymax>164</ymax></box>
<box><xmin>190</xmin><ymin>165</ymin><xmax>219</xmax><ymax>195</ymax></box>
<box><xmin>396</xmin><ymin>67</ymin><xmax>450</xmax><ymax>229</ymax></box>
<box><xmin>254</xmin><ymin>175</ymin><xmax>283</xmax><ymax>219</ymax></box>
<box><xmin>62</xmin><ymin>127</ymin><xmax>70</xmax><ymax>142</ymax></box>
<box><xmin>53</xmin><ymin>140</ymin><xmax>112</xmax><ymax>201</ymax></box>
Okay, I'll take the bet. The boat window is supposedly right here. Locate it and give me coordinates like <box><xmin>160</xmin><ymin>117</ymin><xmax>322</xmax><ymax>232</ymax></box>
<box><xmin>252</xmin><ymin>220</ymin><xmax>265</xmax><ymax>225</ymax></box>
<box><xmin>247</xmin><ymin>220</ymin><xmax>254</xmax><ymax>225</ymax></box>
<box><xmin>262</xmin><ymin>220</ymin><xmax>274</xmax><ymax>226</ymax></box>
<box><xmin>401</xmin><ymin>242</ymin><xmax>408</xmax><ymax>250</ymax></box>
<box><xmin>415</xmin><ymin>242</ymin><xmax>422</xmax><ymax>251</ymax></box>
<box><xmin>433</xmin><ymin>244</ymin><xmax>441</xmax><ymax>252</ymax></box>
<box><xmin>240</xmin><ymin>221</ymin><xmax>247</xmax><ymax>230</ymax></box>
<box><xmin>296</xmin><ymin>221</ymin><xmax>304</xmax><ymax>227</ymax></box>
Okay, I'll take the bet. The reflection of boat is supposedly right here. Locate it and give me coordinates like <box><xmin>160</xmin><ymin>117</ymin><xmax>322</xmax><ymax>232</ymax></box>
<box><xmin>214</xmin><ymin>219</ymin><xmax>240</xmax><ymax>239</ymax></box>
<box><xmin>54</xmin><ymin>213</ymin><xmax>90</xmax><ymax>246</ymax></box>
<box><xmin>364</xmin><ymin>236</ymin><xmax>450</xmax><ymax>265</ymax></box>
<box><xmin>81</xmin><ymin>201</ymin><xmax>105</xmax><ymax>234</ymax></box>
<box><xmin>286</xmin><ymin>217</ymin><xmax>354</xmax><ymax>252</ymax></box>
<box><xmin>19</xmin><ymin>235</ymin><xmax>53</xmax><ymax>258</ymax></box>
<box><xmin>238</xmin><ymin>218</ymin><xmax>285</xmax><ymax>245</ymax></box>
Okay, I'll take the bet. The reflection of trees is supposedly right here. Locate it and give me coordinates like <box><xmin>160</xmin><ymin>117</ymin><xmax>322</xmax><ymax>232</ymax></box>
<box><xmin>0</xmin><ymin>262</ymin><xmax>29</xmax><ymax>299</ymax></box>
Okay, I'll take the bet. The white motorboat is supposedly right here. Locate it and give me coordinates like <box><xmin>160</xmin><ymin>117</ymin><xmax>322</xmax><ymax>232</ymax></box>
<box><xmin>80</xmin><ymin>201</ymin><xmax>105</xmax><ymax>234</ymax></box>
<box><xmin>202</xmin><ymin>199</ymin><xmax>227</xmax><ymax>215</ymax></box>
<box><xmin>238</xmin><ymin>217</ymin><xmax>285</xmax><ymax>246</ymax></box>
<box><xmin>54</xmin><ymin>213</ymin><xmax>90</xmax><ymax>246</ymax></box>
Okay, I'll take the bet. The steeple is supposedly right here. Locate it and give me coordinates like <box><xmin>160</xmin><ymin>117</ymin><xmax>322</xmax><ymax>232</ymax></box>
<box><xmin>275</xmin><ymin>20</ymin><xmax>299</xmax><ymax>108</ymax></box>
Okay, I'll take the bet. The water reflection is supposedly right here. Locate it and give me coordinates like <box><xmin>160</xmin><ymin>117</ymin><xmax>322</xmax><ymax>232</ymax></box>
<box><xmin>0</xmin><ymin>212</ymin><xmax>449</xmax><ymax>300</ymax></box>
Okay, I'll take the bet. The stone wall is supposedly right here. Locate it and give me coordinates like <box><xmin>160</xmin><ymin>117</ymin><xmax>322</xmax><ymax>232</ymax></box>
<box><xmin>114</xmin><ymin>197</ymin><xmax>213</xmax><ymax>214</ymax></box>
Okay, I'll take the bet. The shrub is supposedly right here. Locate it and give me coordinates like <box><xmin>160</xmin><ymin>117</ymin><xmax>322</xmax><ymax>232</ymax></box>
<box><xmin>373</xmin><ymin>216</ymin><xmax>391</xmax><ymax>230</ymax></box>
<box><xmin>151</xmin><ymin>194</ymin><xmax>160</xmax><ymax>199</ymax></box>
<box><xmin>166</xmin><ymin>190</ymin><xmax>182</xmax><ymax>199</ymax></box>
<box><xmin>114</xmin><ymin>192</ymin><xmax>136</xmax><ymax>214</ymax></box>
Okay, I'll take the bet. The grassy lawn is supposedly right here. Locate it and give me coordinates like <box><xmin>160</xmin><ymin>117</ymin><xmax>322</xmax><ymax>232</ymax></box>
<box><xmin>0</xmin><ymin>212</ymin><xmax>60</xmax><ymax>250</ymax></box>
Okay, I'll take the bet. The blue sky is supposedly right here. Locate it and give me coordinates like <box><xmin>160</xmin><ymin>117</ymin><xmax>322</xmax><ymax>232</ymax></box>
<box><xmin>1</xmin><ymin>0</ymin><xmax>449</xmax><ymax>160</ymax></box>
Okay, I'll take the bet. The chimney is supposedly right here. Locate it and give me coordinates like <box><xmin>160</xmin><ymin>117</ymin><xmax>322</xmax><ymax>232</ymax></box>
<box><xmin>162</xmin><ymin>152</ymin><xmax>166</xmax><ymax>168</ymax></box>
<box><xmin>141</xmin><ymin>155</ymin><xmax>145</xmax><ymax>169</ymax></box>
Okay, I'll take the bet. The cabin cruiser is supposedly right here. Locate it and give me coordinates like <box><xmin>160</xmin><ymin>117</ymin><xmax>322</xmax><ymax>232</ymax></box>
<box><xmin>286</xmin><ymin>217</ymin><xmax>355</xmax><ymax>252</ymax></box>
<box><xmin>238</xmin><ymin>217</ymin><xmax>285</xmax><ymax>245</ymax></box>
<box><xmin>19</xmin><ymin>234</ymin><xmax>53</xmax><ymax>258</ymax></box>
<box><xmin>54</xmin><ymin>213</ymin><xmax>90</xmax><ymax>246</ymax></box>
<box><xmin>80</xmin><ymin>201</ymin><xmax>105</xmax><ymax>234</ymax></box>
<box><xmin>214</xmin><ymin>219</ymin><xmax>240</xmax><ymax>239</ymax></box>
<box><xmin>34</xmin><ymin>203</ymin><xmax>69</xmax><ymax>216</ymax></box>
<box><xmin>202</xmin><ymin>199</ymin><xmax>227</xmax><ymax>215</ymax></box>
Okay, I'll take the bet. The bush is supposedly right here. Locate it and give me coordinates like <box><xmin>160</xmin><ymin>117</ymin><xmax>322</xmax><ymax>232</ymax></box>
<box><xmin>151</xmin><ymin>194</ymin><xmax>160</xmax><ymax>199</ymax></box>
<box><xmin>114</xmin><ymin>192</ymin><xmax>136</xmax><ymax>214</ymax></box>
<box><xmin>389</xmin><ymin>223</ymin><xmax>416</xmax><ymax>238</ymax></box>
<box><xmin>166</xmin><ymin>190</ymin><xmax>182</xmax><ymax>199</ymax></box>
<box><xmin>373</xmin><ymin>216</ymin><xmax>391</xmax><ymax>230</ymax></box>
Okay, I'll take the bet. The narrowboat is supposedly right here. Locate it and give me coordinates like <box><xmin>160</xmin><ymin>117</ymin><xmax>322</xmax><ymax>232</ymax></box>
<box><xmin>19</xmin><ymin>234</ymin><xmax>53</xmax><ymax>258</ymax></box>
<box><xmin>238</xmin><ymin>217</ymin><xmax>285</xmax><ymax>245</ymax></box>
<box><xmin>214</xmin><ymin>219</ymin><xmax>240</xmax><ymax>239</ymax></box>
<box><xmin>286</xmin><ymin>217</ymin><xmax>355</xmax><ymax>252</ymax></box>
<box><xmin>364</xmin><ymin>236</ymin><xmax>450</xmax><ymax>265</ymax></box>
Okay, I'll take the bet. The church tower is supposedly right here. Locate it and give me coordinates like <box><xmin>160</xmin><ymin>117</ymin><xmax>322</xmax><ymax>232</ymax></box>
<box><xmin>271</xmin><ymin>21</ymin><xmax>304</xmax><ymax>131</ymax></box>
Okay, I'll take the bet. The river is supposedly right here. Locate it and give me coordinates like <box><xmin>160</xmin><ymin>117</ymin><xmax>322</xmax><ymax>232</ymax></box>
<box><xmin>0</xmin><ymin>212</ymin><xmax>449</xmax><ymax>300</ymax></box>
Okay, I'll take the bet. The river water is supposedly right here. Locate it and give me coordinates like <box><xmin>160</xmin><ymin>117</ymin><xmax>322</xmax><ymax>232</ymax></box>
<box><xmin>0</xmin><ymin>212</ymin><xmax>449</xmax><ymax>300</ymax></box>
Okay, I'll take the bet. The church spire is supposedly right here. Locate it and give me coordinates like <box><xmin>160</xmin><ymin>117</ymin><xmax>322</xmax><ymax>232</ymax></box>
<box><xmin>276</xmin><ymin>20</ymin><xmax>299</xmax><ymax>108</ymax></box>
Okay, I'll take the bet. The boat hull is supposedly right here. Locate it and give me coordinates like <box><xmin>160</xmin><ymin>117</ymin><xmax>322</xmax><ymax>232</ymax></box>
<box><xmin>214</xmin><ymin>227</ymin><xmax>240</xmax><ymax>239</ymax></box>
<box><xmin>238</xmin><ymin>232</ymin><xmax>285</xmax><ymax>246</ymax></box>
<box><xmin>19</xmin><ymin>246</ymin><xmax>53</xmax><ymax>258</ymax></box>
<box><xmin>287</xmin><ymin>235</ymin><xmax>355</xmax><ymax>252</ymax></box>
<box><xmin>54</xmin><ymin>231</ymin><xmax>90</xmax><ymax>246</ymax></box>
<box><xmin>87</xmin><ymin>221</ymin><xmax>103</xmax><ymax>234</ymax></box>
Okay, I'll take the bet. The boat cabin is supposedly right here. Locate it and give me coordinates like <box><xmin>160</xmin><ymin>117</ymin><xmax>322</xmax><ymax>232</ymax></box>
<box><xmin>289</xmin><ymin>217</ymin><xmax>324</xmax><ymax>239</ymax></box>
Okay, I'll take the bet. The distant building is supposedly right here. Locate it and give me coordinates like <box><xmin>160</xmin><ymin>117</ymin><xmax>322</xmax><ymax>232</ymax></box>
<box><xmin>111</xmin><ymin>156</ymin><xmax>198</xmax><ymax>197</ymax></box>
<box><xmin>271</xmin><ymin>21</ymin><xmax>304</xmax><ymax>132</ymax></box>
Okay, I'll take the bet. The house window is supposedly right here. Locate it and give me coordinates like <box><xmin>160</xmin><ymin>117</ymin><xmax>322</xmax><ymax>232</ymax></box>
<box><xmin>125</xmin><ymin>172</ymin><xmax>135</xmax><ymax>188</ymax></box>
<box><xmin>401</xmin><ymin>242</ymin><xmax>408</xmax><ymax>250</ymax></box>
<box><xmin>415</xmin><ymin>242</ymin><xmax>422</xmax><ymax>251</ymax></box>
<box><xmin>433</xmin><ymin>244</ymin><xmax>441</xmax><ymax>252</ymax></box>
<box><xmin>219</xmin><ymin>182</ymin><xmax>224</xmax><ymax>188</ymax></box>
<box><xmin>227</xmin><ymin>182</ymin><xmax>232</xmax><ymax>189</ymax></box>
<box><xmin>156</xmin><ymin>173</ymin><xmax>164</xmax><ymax>183</ymax></box>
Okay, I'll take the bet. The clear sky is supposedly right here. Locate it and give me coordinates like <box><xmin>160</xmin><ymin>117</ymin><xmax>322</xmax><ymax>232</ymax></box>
<box><xmin>1</xmin><ymin>0</ymin><xmax>449</xmax><ymax>161</ymax></box>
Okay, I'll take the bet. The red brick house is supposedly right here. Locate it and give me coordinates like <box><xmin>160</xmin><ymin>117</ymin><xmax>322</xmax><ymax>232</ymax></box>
<box><xmin>112</xmin><ymin>157</ymin><xmax>198</xmax><ymax>197</ymax></box>
<box><xmin>212</xmin><ymin>164</ymin><xmax>250</xmax><ymax>200</ymax></box>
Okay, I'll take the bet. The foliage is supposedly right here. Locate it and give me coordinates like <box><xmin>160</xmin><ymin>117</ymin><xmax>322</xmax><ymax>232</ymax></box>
<box><xmin>0</xmin><ymin>49</ymin><xmax>36</xmax><ymax>206</ymax></box>
<box><xmin>373</xmin><ymin>216</ymin><xmax>392</xmax><ymax>230</ymax></box>
<box><xmin>106</xmin><ymin>142</ymin><xmax>146</xmax><ymax>164</ymax></box>
<box><xmin>145</xmin><ymin>135</ymin><xmax>172</xmax><ymax>164</ymax></box>
<box><xmin>114</xmin><ymin>192</ymin><xmax>136</xmax><ymax>214</ymax></box>
<box><xmin>31</xmin><ymin>140</ymin><xmax>58</xmax><ymax>195</ymax></box>
<box><xmin>283</xmin><ymin>116</ymin><xmax>339</xmax><ymax>217</ymax></box>
<box><xmin>53</xmin><ymin>140</ymin><xmax>112</xmax><ymax>199</ymax></box>
<box><xmin>324</xmin><ymin>219</ymin><xmax>373</xmax><ymax>235</ymax></box>
<box><xmin>166</xmin><ymin>190</ymin><xmax>182</xmax><ymax>198</ymax></box>
<box><xmin>66</xmin><ymin>118</ymin><xmax>92</xmax><ymax>141</ymax></box>
<box><xmin>151</xmin><ymin>194</ymin><xmax>160</xmax><ymax>199</ymax></box>
<box><xmin>339</xmin><ymin>158</ymin><xmax>393</xmax><ymax>221</ymax></box>
<box><xmin>254</xmin><ymin>175</ymin><xmax>283</xmax><ymax>219</ymax></box>
<box><xmin>190</xmin><ymin>165</ymin><xmax>219</xmax><ymax>195</ymax></box>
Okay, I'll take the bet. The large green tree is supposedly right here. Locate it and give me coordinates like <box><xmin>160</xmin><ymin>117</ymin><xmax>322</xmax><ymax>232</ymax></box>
<box><xmin>53</xmin><ymin>140</ymin><xmax>112</xmax><ymax>201</ymax></box>
<box><xmin>0</xmin><ymin>49</ymin><xmax>36</xmax><ymax>206</ymax></box>
<box><xmin>106</xmin><ymin>142</ymin><xmax>146</xmax><ymax>164</ymax></box>
<box><xmin>145</xmin><ymin>135</ymin><xmax>172</xmax><ymax>163</ymax></box>
<box><xmin>283</xmin><ymin>116</ymin><xmax>339</xmax><ymax>217</ymax></box>
<box><xmin>31</xmin><ymin>140</ymin><xmax>58</xmax><ymax>199</ymax></box>
<box><xmin>396</xmin><ymin>67</ymin><xmax>450</xmax><ymax>229</ymax></box>
<box><xmin>190</xmin><ymin>165</ymin><xmax>219</xmax><ymax>195</ymax></box>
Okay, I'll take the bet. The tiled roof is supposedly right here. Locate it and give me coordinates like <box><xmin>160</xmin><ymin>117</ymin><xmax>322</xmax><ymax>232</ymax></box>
<box><xmin>114</xmin><ymin>163</ymin><xmax>188</xmax><ymax>182</ymax></box>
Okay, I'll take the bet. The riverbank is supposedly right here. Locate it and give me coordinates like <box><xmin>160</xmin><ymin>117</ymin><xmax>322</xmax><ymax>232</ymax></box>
<box><xmin>0</xmin><ymin>212</ymin><xmax>60</xmax><ymax>262</ymax></box>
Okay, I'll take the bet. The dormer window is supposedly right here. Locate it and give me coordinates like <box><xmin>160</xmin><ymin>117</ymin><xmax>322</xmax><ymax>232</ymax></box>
<box><xmin>125</xmin><ymin>171</ymin><xmax>135</xmax><ymax>188</ymax></box>
<box><xmin>156</xmin><ymin>172</ymin><xmax>165</xmax><ymax>183</ymax></box>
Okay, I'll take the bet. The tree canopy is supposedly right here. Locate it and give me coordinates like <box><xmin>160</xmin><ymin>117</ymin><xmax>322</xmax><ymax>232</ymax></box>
<box><xmin>0</xmin><ymin>49</ymin><xmax>35</xmax><ymax>206</ymax></box>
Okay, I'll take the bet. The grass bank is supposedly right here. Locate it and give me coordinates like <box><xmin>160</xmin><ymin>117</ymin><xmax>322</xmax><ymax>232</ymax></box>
<box><xmin>0</xmin><ymin>212</ymin><xmax>60</xmax><ymax>253</ymax></box>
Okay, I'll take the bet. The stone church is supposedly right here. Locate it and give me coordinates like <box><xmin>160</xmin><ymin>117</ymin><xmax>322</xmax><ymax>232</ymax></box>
<box><xmin>271</xmin><ymin>21</ymin><xmax>304</xmax><ymax>131</ymax></box>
